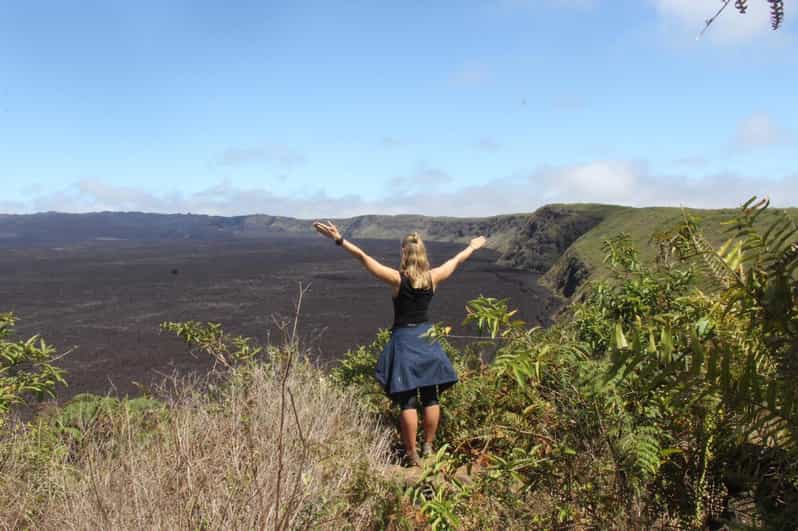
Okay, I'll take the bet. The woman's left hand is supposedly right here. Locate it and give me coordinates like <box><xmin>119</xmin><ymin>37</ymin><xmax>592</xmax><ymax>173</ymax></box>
<box><xmin>312</xmin><ymin>220</ymin><xmax>342</xmax><ymax>241</ymax></box>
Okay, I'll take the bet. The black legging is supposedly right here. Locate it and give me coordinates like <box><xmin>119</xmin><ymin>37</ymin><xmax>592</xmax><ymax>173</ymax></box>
<box><xmin>395</xmin><ymin>385</ymin><xmax>439</xmax><ymax>410</ymax></box>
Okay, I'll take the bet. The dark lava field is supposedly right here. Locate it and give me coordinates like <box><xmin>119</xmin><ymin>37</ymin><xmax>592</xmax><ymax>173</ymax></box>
<box><xmin>1</xmin><ymin>236</ymin><xmax>561</xmax><ymax>400</ymax></box>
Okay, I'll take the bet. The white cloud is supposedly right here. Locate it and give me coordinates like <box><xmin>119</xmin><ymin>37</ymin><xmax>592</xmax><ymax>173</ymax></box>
<box><xmin>27</xmin><ymin>178</ymin><xmax>367</xmax><ymax>219</ymax></box>
<box><xmin>526</xmin><ymin>161</ymin><xmax>798</xmax><ymax>209</ymax></box>
<box><xmin>388</xmin><ymin>165</ymin><xmax>453</xmax><ymax>193</ymax></box>
<box><xmin>732</xmin><ymin>112</ymin><xmax>794</xmax><ymax>150</ymax></box>
<box><xmin>379</xmin><ymin>162</ymin><xmax>798</xmax><ymax>215</ymax></box>
<box><xmin>536</xmin><ymin>160</ymin><xmax>641</xmax><ymax>203</ymax></box>
<box><xmin>211</xmin><ymin>144</ymin><xmax>306</xmax><ymax>168</ymax></box>
<box><xmin>652</xmin><ymin>0</ymin><xmax>778</xmax><ymax>43</ymax></box>
<box><xmin>13</xmin><ymin>162</ymin><xmax>798</xmax><ymax>218</ymax></box>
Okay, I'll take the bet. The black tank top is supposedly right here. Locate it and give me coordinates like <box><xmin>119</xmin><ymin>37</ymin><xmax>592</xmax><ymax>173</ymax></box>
<box><xmin>392</xmin><ymin>273</ymin><xmax>433</xmax><ymax>328</ymax></box>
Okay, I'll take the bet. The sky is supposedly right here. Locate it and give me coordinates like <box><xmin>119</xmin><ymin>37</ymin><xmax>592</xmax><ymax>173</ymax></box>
<box><xmin>1</xmin><ymin>0</ymin><xmax>796</xmax><ymax>218</ymax></box>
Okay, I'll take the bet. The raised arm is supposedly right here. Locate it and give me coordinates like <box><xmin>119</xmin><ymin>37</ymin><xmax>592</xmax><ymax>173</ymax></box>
<box><xmin>431</xmin><ymin>236</ymin><xmax>487</xmax><ymax>287</ymax></box>
<box><xmin>313</xmin><ymin>221</ymin><xmax>401</xmax><ymax>287</ymax></box>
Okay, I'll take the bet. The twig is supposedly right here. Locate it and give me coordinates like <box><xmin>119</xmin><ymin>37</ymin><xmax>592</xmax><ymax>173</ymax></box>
<box><xmin>277</xmin><ymin>387</ymin><xmax>310</xmax><ymax>530</ymax></box>
<box><xmin>287</xmin><ymin>387</ymin><xmax>307</xmax><ymax>448</ymax></box>
<box><xmin>697</xmin><ymin>0</ymin><xmax>732</xmax><ymax>40</ymax></box>
<box><xmin>493</xmin><ymin>425</ymin><xmax>557</xmax><ymax>444</ymax></box>
<box><xmin>290</xmin><ymin>282</ymin><xmax>310</xmax><ymax>348</ymax></box>
<box><xmin>441</xmin><ymin>334</ymin><xmax>511</xmax><ymax>341</ymax></box>
<box><xmin>49</xmin><ymin>345</ymin><xmax>77</xmax><ymax>362</ymax></box>
<box><xmin>273</xmin><ymin>281</ymin><xmax>311</xmax><ymax>531</ymax></box>
<box><xmin>87</xmin><ymin>453</ymin><xmax>112</xmax><ymax>527</ymax></box>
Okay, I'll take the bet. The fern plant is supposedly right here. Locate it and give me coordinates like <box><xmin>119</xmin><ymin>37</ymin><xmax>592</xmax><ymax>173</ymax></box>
<box><xmin>594</xmin><ymin>198</ymin><xmax>798</xmax><ymax>524</ymax></box>
<box><xmin>670</xmin><ymin>198</ymin><xmax>798</xmax><ymax>448</ymax></box>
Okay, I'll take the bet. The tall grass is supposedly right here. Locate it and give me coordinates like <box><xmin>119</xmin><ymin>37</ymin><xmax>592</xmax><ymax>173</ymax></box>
<box><xmin>0</xmin><ymin>358</ymin><xmax>395</xmax><ymax>529</ymax></box>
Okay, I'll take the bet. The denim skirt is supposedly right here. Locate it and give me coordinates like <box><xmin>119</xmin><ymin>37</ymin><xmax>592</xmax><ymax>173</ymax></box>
<box><xmin>375</xmin><ymin>322</ymin><xmax>458</xmax><ymax>397</ymax></box>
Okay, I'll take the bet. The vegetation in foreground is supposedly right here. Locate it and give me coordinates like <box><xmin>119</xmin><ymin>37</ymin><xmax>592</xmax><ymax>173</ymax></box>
<box><xmin>333</xmin><ymin>198</ymin><xmax>798</xmax><ymax>529</ymax></box>
<box><xmin>2</xmin><ymin>197</ymin><xmax>797</xmax><ymax>529</ymax></box>
<box><xmin>1</xmin><ymin>319</ymin><xmax>399</xmax><ymax>529</ymax></box>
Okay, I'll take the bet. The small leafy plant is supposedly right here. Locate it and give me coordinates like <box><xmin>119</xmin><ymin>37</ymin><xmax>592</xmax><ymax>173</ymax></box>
<box><xmin>0</xmin><ymin>313</ymin><xmax>65</xmax><ymax>427</ymax></box>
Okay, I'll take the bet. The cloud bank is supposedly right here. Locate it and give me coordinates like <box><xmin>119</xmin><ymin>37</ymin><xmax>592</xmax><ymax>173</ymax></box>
<box><xmin>10</xmin><ymin>161</ymin><xmax>797</xmax><ymax>218</ymax></box>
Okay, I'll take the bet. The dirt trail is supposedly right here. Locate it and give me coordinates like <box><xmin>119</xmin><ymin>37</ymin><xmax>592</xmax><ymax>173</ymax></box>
<box><xmin>379</xmin><ymin>457</ymin><xmax>483</xmax><ymax>488</ymax></box>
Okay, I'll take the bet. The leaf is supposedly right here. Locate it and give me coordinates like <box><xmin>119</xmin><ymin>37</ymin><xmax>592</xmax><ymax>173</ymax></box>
<box><xmin>647</xmin><ymin>330</ymin><xmax>657</xmax><ymax>354</ymax></box>
<box><xmin>721</xmin><ymin>349</ymin><xmax>731</xmax><ymax>393</ymax></box>
<box><xmin>615</xmin><ymin>322</ymin><xmax>629</xmax><ymax>350</ymax></box>
<box><xmin>767</xmin><ymin>380</ymin><xmax>777</xmax><ymax>411</ymax></box>
<box><xmin>707</xmin><ymin>348</ymin><xmax>720</xmax><ymax>382</ymax></box>
<box><xmin>661</xmin><ymin>447</ymin><xmax>683</xmax><ymax>458</ymax></box>
<box><xmin>717</xmin><ymin>238</ymin><xmax>733</xmax><ymax>257</ymax></box>
<box><xmin>660</xmin><ymin>326</ymin><xmax>673</xmax><ymax>363</ymax></box>
<box><xmin>691</xmin><ymin>334</ymin><xmax>705</xmax><ymax>377</ymax></box>
<box><xmin>763</xmin><ymin>217</ymin><xmax>788</xmax><ymax>243</ymax></box>
<box><xmin>695</xmin><ymin>317</ymin><xmax>712</xmax><ymax>338</ymax></box>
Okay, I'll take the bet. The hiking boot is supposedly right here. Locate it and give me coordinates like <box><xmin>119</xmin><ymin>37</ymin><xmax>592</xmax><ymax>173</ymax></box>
<box><xmin>422</xmin><ymin>442</ymin><xmax>434</xmax><ymax>458</ymax></box>
<box><xmin>405</xmin><ymin>450</ymin><xmax>422</xmax><ymax>468</ymax></box>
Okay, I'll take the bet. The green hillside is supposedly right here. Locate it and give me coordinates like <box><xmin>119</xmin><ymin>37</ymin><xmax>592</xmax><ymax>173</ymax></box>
<box><xmin>541</xmin><ymin>204</ymin><xmax>798</xmax><ymax>298</ymax></box>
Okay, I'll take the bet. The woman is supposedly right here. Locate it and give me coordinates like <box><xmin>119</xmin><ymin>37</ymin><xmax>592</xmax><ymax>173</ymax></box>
<box><xmin>313</xmin><ymin>220</ymin><xmax>487</xmax><ymax>466</ymax></box>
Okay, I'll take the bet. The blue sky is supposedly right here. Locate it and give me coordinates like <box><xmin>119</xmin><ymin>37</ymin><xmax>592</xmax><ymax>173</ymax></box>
<box><xmin>1</xmin><ymin>0</ymin><xmax>796</xmax><ymax>217</ymax></box>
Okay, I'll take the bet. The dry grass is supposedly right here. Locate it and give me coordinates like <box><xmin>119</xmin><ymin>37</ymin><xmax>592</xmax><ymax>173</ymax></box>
<box><xmin>0</xmin><ymin>359</ymin><xmax>395</xmax><ymax>530</ymax></box>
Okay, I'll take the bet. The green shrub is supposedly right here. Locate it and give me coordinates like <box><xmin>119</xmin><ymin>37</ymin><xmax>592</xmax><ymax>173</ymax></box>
<box><xmin>328</xmin><ymin>199</ymin><xmax>798</xmax><ymax>528</ymax></box>
<box><xmin>0</xmin><ymin>313</ymin><xmax>65</xmax><ymax>428</ymax></box>
<box><xmin>48</xmin><ymin>393</ymin><xmax>165</xmax><ymax>455</ymax></box>
<box><xmin>330</xmin><ymin>328</ymin><xmax>392</xmax><ymax>415</ymax></box>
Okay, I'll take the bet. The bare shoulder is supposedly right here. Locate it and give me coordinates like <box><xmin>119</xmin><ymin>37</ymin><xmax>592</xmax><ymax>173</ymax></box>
<box><xmin>384</xmin><ymin>266</ymin><xmax>402</xmax><ymax>286</ymax></box>
<box><xmin>430</xmin><ymin>264</ymin><xmax>448</xmax><ymax>284</ymax></box>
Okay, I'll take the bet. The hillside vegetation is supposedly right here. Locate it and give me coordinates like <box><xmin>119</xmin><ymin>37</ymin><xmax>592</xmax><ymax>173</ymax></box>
<box><xmin>3</xmin><ymin>198</ymin><xmax>797</xmax><ymax>529</ymax></box>
<box><xmin>332</xmin><ymin>198</ymin><xmax>798</xmax><ymax>528</ymax></box>
<box><xmin>542</xmin><ymin>205</ymin><xmax>798</xmax><ymax>298</ymax></box>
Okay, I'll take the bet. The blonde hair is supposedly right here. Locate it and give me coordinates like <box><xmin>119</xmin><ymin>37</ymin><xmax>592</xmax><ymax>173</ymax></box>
<box><xmin>400</xmin><ymin>232</ymin><xmax>432</xmax><ymax>290</ymax></box>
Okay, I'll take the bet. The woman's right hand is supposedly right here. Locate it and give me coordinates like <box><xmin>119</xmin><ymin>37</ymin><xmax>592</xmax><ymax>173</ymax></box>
<box><xmin>469</xmin><ymin>236</ymin><xmax>487</xmax><ymax>250</ymax></box>
<box><xmin>312</xmin><ymin>220</ymin><xmax>342</xmax><ymax>241</ymax></box>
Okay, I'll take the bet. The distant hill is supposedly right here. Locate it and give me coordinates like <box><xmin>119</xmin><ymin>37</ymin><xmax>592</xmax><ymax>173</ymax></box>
<box><xmin>3</xmin><ymin>204</ymin><xmax>796</xmax><ymax>298</ymax></box>
<box><xmin>0</xmin><ymin>207</ymin><xmax>615</xmax><ymax>270</ymax></box>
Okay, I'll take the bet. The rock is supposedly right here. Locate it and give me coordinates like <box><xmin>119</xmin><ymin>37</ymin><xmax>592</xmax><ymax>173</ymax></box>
<box><xmin>547</xmin><ymin>253</ymin><xmax>590</xmax><ymax>298</ymax></box>
<box><xmin>497</xmin><ymin>205</ymin><xmax>608</xmax><ymax>273</ymax></box>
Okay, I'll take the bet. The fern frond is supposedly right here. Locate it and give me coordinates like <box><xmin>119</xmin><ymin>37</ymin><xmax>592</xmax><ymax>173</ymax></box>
<box><xmin>690</xmin><ymin>229</ymin><xmax>738</xmax><ymax>289</ymax></box>
<box><xmin>620</xmin><ymin>425</ymin><xmax>665</xmax><ymax>478</ymax></box>
<box><xmin>735</xmin><ymin>0</ymin><xmax>748</xmax><ymax>14</ymax></box>
<box><xmin>769</xmin><ymin>0</ymin><xmax>785</xmax><ymax>30</ymax></box>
